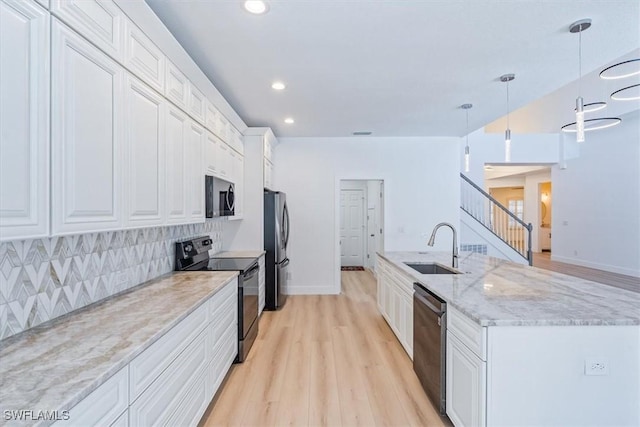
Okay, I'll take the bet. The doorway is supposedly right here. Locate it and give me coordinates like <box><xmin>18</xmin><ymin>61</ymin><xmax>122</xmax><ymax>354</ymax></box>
<box><xmin>539</xmin><ymin>182</ymin><xmax>552</xmax><ymax>252</ymax></box>
<box><xmin>339</xmin><ymin>180</ymin><xmax>384</xmax><ymax>271</ymax></box>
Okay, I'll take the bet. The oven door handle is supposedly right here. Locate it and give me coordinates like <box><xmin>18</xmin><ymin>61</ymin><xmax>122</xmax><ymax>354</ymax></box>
<box><xmin>243</xmin><ymin>263</ymin><xmax>260</xmax><ymax>280</ymax></box>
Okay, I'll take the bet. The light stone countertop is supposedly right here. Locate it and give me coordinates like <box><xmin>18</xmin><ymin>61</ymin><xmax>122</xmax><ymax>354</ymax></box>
<box><xmin>379</xmin><ymin>251</ymin><xmax>640</xmax><ymax>327</ymax></box>
<box><xmin>0</xmin><ymin>270</ymin><xmax>238</xmax><ymax>425</ymax></box>
<box><xmin>213</xmin><ymin>250</ymin><xmax>265</xmax><ymax>258</ymax></box>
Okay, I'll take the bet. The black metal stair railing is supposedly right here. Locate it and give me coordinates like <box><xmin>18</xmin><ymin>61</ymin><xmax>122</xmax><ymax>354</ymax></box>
<box><xmin>460</xmin><ymin>173</ymin><xmax>533</xmax><ymax>265</ymax></box>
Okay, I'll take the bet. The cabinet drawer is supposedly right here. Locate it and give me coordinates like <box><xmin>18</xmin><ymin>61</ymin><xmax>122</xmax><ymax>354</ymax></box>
<box><xmin>110</xmin><ymin>410</ymin><xmax>128</xmax><ymax>427</ymax></box>
<box><xmin>51</xmin><ymin>0</ymin><xmax>124</xmax><ymax>61</ymax></box>
<box><xmin>129</xmin><ymin>302</ymin><xmax>208</xmax><ymax>401</ymax></box>
<box><xmin>208</xmin><ymin>278</ymin><xmax>236</xmax><ymax>320</ymax></box>
<box><xmin>54</xmin><ymin>367</ymin><xmax>128</xmax><ymax>427</ymax></box>
<box><xmin>129</xmin><ymin>328</ymin><xmax>209</xmax><ymax>426</ymax></box>
<box><xmin>165</xmin><ymin>370</ymin><xmax>209</xmax><ymax>427</ymax></box>
<box><xmin>124</xmin><ymin>20</ymin><xmax>164</xmax><ymax>93</ymax></box>
<box><xmin>448</xmin><ymin>305</ymin><xmax>487</xmax><ymax>361</ymax></box>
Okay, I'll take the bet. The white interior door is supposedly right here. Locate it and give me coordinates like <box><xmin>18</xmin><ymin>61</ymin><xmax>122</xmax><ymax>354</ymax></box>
<box><xmin>340</xmin><ymin>189</ymin><xmax>365</xmax><ymax>267</ymax></box>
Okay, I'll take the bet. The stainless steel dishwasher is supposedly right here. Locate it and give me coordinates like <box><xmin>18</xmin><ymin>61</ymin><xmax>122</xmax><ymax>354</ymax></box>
<box><xmin>413</xmin><ymin>282</ymin><xmax>447</xmax><ymax>415</ymax></box>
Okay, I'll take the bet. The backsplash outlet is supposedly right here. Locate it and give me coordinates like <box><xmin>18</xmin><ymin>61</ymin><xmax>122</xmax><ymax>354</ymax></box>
<box><xmin>0</xmin><ymin>220</ymin><xmax>224</xmax><ymax>340</ymax></box>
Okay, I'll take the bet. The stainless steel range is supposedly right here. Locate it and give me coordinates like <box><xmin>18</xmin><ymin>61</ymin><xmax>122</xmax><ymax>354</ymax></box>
<box><xmin>175</xmin><ymin>237</ymin><xmax>259</xmax><ymax>363</ymax></box>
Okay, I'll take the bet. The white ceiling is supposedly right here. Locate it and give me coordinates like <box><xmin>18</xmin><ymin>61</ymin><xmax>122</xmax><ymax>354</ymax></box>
<box><xmin>484</xmin><ymin>165</ymin><xmax>551</xmax><ymax>181</ymax></box>
<box><xmin>145</xmin><ymin>0</ymin><xmax>640</xmax><ymax>138</ymax></box>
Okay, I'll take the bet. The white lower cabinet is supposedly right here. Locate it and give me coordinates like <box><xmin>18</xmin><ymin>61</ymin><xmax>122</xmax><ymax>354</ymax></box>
<box><xmin>446</xmin><ymin>332</ymin><xmax>486</xmax><ymax>427</ymax></box>
<box><xmin>52</xmin><ymin>19</ymin><xmax>124</xmax><ymax>235</ymax></box>
<box><xmin>56</xmin><ymin>278</ymin><xmax>237</xmax><ymax>427</ymax></box>
<box><xmin>129</xmin><ymin>328</ymin><xmax>209</xmax><ymax>425</ymax></box>
<box><xmin>53</xmin><ymin>367</ymin><xmax>128</xmax><ymax>426</ymax></box>
<box><xmin>376</xmin><ymin>256</ymin><xmax>413</xmax><ymax>359</ymax></box>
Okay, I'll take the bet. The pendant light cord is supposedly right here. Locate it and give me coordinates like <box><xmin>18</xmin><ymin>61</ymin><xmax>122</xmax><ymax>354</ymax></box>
<box><xmin>506</xmin><ymin>80</ymin><xmax>510</xmax><ymax>129</ymax></box>
<box><xmin>578</xmin><ymin>29</ymin><xmax>582</xmax><ymax>95</ymax></box>
<box><xmin>465</xmin><ymin>108</ymin><xmax>469</xmax><ymax>148</ymax></box>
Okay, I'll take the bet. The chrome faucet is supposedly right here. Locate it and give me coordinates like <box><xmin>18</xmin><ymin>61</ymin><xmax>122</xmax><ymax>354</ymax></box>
<box><xmin>427</xmin><ymin>222</ymin><xmax>458</xmax><ymax>269</ymax></box>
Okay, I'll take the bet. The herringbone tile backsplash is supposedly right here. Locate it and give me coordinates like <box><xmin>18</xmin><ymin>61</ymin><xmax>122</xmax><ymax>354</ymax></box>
<box><xmin>0</xmin><ymin>221</ymin><xmax>224</xmax><ymax>341</ymax></box>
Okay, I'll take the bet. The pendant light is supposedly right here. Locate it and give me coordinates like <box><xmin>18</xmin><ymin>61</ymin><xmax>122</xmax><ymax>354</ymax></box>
<box><xmin>570</xmin><ymin>18</ymin><xmax>591</xmax><ymax>143</ymax></box>
<box><xmin>500</xmin><ymin>74</ymin><xmax>515</xmax><ymax>162</ymax></box>
<box><xmin>461</xmin><ymin>103</ymin><xmax>472</xmax><ymax>173</ymax></box>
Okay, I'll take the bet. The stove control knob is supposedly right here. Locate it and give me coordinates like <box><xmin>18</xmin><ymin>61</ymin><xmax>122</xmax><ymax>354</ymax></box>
<box><xmin>184</xmin><ymin>244</ymin><xmax>193</xmax><ymax>253</ymax></box>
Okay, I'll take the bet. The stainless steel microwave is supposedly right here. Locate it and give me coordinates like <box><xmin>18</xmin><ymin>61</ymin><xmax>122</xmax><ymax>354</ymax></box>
<box><xmin>205</xmin><ymin>175</ymin><xmax>235</xmax><ymax>217</ymax></box>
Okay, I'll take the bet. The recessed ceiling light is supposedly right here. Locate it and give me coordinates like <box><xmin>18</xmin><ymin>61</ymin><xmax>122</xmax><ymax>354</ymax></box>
<box><xmin>271</xmin><ymin>81</ymin><xmax>285</xmax><ymax>90</ymax></box>
<box><xmin>284</xmin><ymin>118</ymin><xmax>294</xmax><ymax>124</ymax></box>
<box><xmin>244</xmin><ymin>1</ymin><xmax>268</xmax><ymax>14</ymax></box>
<box><xmin>353</xmin><ymin>131</ymin><xmax>372</xmax><ymax>136</ymax></box>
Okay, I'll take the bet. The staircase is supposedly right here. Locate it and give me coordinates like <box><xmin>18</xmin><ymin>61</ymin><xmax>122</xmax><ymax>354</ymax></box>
<box><xmin>460</xmin><ymin>173</ymin><xmax>533</xmax><ymax>265</ymax></box>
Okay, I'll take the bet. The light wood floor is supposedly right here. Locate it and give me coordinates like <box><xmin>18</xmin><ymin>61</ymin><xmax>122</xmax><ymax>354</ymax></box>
<box><xmin>201</xmin><ymin>270</ymin><xmax>445</xmax><ymax>427</ymax></box>
<box><xmin>533</xmin><ymin>252</ymin><xmax>640</xmax><ymax>293</ymax></box>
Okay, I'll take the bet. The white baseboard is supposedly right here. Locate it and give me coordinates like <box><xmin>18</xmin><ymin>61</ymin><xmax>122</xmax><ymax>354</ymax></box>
<box><xmin>551</xmin><ymin>255</ymin><xmax>640</xmax><ymax>278</ymax></box>
<box><xmin>285</xmin><ymin>285</ymin><xmax>338</xmax><ymax>295</ymax></box>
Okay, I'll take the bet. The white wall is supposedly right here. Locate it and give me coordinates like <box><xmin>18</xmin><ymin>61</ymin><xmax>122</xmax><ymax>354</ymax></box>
<box><xmin>275</xmin><ymin>137</ymin><xmax>460</xmax><ymax>294</ymax></box>
<box><xmin>552</xmin><ymin>110</ymin><xmax>640</xmax><ymax>277</ymax></box>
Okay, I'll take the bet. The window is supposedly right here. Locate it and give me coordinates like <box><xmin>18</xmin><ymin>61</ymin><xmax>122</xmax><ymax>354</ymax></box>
<box><xmin>508</xmin><ymin>198</ymin><xmax>524</xmax><ymax>226</ymax></box>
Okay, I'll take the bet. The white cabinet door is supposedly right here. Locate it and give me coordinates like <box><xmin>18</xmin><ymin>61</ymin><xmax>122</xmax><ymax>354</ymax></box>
<box><xmin>165</xmin><ymin>105</ymin><xmax>188</xmax><ymax>224</ymax></box>
<box><xmin>165</xmin><ymin>60</ymin><xmax>188</xmax><ymax>110</ymax></box>
<box><xmin>218</xmin><ymin>142</ymin><xmax>231</xmax><ymax>179</ymax></box>
<box><xmin>186</xmin><ymin>120</ymin><xmax>205</xmax><ymax>221</ymax></box>
<box><xmin>124</xmin><ymin>19</ymin><xmax>164</xmax><ymax>93</ymax></box>
<box><xmin>0</xmin><ymin>0</ymin><xmax>50</xmax><ymax>241</ymax></box>
<box><xmin>263</xmin><ymin>158</ymin><xmax>273</xmax><ymax>190</ymax></box>
<box><xmin>129</xmin><ymin>330</ymin><xmax>208</xmax><ymax>426</ymax></box>
<box><xmin>205</xmin><ymin>100</ymin><xmax>218</xmax><ymax>134</ymax></box>
<box><xmin>447</xmin><ymin>332</ymin><xmax>487</xmax><ymax>427</ymax></box>
<box><xmin>188</xmin><ymin>82</ymin><xmax>205</xmax><ymax>124</ymax></box>
<box><xmin>401</xmin><ymin>290</ymin><xmax>413</xmax><ymax>359</ymax></box>
<box><xmin>215</xmin><ymin>112</ymin><xmax>229</xmax><ymax>142</ymax></box>
<box><xmin>50</xmin><ymin>0</ymin><xmax>123</xmax><ymax>61</ymax></box>
<box><xmin>52</xmin><ymin>20</ymin><xmax>123</xmax><ymax>235</ymax></box>
<box><xmin>123</xmin><ymin>74</ymin><xmax>164</xmax><ymax>228</ymax></box>
<box><xmin>205</xmin><ymin>131</ymin><xmax>220</xmax><ymax>177</ymax></box>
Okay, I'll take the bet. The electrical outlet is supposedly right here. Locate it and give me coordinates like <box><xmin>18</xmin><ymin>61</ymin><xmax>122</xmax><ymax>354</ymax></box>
<box><xmin>585</xmin><ymin>358</ymin><xmax>609</xmax><ymax>376</ymax></box>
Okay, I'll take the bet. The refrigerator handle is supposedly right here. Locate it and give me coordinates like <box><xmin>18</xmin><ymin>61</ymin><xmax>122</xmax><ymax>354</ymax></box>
<box><xmin>283</xmin><ymin>202</ymin><xmax>290</xmax><ymax>248</ymax></box>
<box><xmin>281</xmin><ymin>258</ymin><xmax>290</xmax><ymax>267</ymax></box>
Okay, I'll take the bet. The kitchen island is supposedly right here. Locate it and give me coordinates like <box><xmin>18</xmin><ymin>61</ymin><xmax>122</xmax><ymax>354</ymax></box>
<box><xmin>377</xmin><ymin>251</ymin><xmax>640</xmax><ymax>427</ymax></box>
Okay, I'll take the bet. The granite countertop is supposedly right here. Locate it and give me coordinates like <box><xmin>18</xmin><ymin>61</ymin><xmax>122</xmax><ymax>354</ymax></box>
<box><xmin>213</xmin><ymin>250</ymin><xmax>265</xmax><ymax>258</ymax></box>
<box><xmin>0</xmin><ymin>270</ymin><xmax>238</xmax><ymax>424</ymax></box>
<box><xmin>379</xmin><ymin>251</ymin><xmax>640</xmax><ymax>327</ymax></box>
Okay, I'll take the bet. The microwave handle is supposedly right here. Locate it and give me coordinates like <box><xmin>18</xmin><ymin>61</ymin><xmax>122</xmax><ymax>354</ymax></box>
<box><xmin>226</xmin><ymin>184</ymin><xmax>235</xmax><ymax>212</ymax></box>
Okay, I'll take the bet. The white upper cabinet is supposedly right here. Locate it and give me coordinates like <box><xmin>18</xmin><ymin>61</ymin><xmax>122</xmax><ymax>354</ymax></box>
<box><xmin>165</xmin><ymin>60</ymin><xmax>188</xmax><ymax>110</ymax></box>
<box><xmin>228</xmin><ymin>126</ymin><xmax>243</xmax><ymax>155</ymax></box>
<box><xmin>50</xmin><ymin>0</ymin><xmax>124</xmax><ymax>61</ymax></box>
<box><xmin>51</xmin><ymin>19</ymin><xmax>123</xmax><ymax>235</ymax></box>
<box><xmin>205</xmin><ymin>131</ymin><xmax>220</xmax><ymax>177</ymax></box>
<box><xmin>186</xmin><ymin>120</ymin><xmax>205</xmax><ymax>221</ymax></box>
<box><xmin>0</xmin><ymin>0</ymin><xmax>50</xmax><ymax>241</ymax></box>
<box><xmin>124</xmin><ymin>74</ymin><xmax>165</xmax><ymax>228</ymax></box>
<box><xmin>215</xmin><ymin>113</ymin><xmax>229</xmax><ymax>142</ymax></box>
<box><xmin>217</xmin><ymin>142</ymin><xmax>231</xmax><ymax>179</ymax></box>
<box><xmin>165</xmin><ymin>105</ymin><xmax>188</xmax><ymax>224</ymax></box>
<box><xmin>205</xmin><ymin>100</ymin><xmax>218</xmax><ymax>134</ymax></box>
<box><xmin>124</xmin><ymin>19</ymin><xmax>165</xmax><ymax>94</ymax></box>
<box><xmin>188</xmin><ymin>82</ymin><xmax>206</xmax><ymax>124</ymax></box>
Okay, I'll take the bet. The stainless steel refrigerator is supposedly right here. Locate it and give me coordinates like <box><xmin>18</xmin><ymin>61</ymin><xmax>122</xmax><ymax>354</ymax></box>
<box><xmin>264</xmin><ymin>190</ymin><xmax>289</xmax><ymax>310</ymax></box>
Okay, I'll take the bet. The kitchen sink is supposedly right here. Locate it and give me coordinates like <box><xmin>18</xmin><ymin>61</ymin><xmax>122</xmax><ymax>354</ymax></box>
<box><xmin>404</xmin><ymin>262</ymin><xmax>460</xmax><ymax>275</ymax></box>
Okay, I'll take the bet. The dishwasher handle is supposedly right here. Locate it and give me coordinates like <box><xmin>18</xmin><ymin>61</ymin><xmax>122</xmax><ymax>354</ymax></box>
<box><xmin>413</xmin><ymin>283</ymin><xmax>446</xmax><ymax>315</ymax></box>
